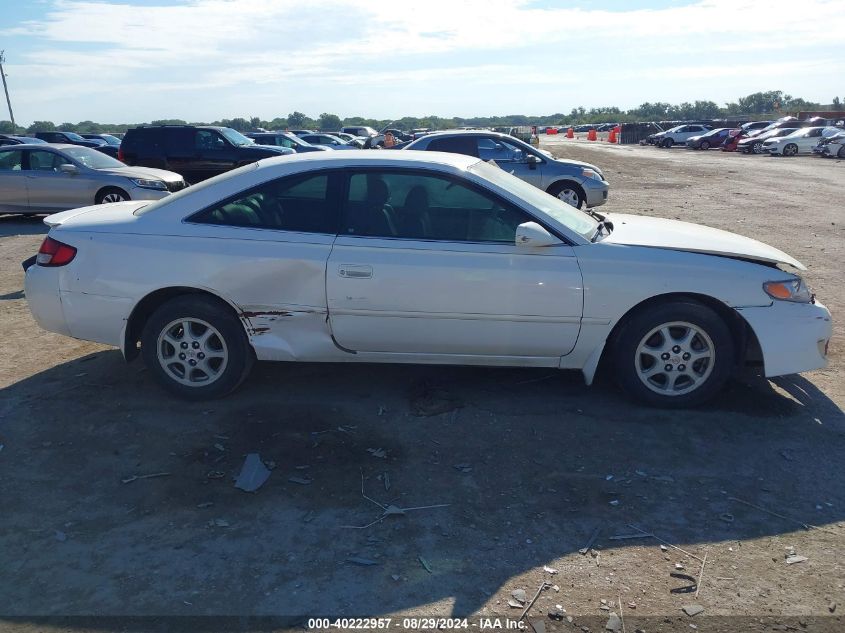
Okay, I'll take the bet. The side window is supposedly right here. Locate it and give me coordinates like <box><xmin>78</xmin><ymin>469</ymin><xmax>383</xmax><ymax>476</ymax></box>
<box><xmin>191</xmin><ymin>172</ymin><xmax>337</xmax><ymax>234</ymax></box>
<box><xmin>28</xmin><ymin>150</ymin><xmax>69</xmax><ymax>172</ymax></box>
<box><xmin>195</xmin><ymin>130</ymin><xmax>225</xmax><ymax>150</ymax></box>
<box><xmin>427</xmin><ymin>136</ymin><xmax>480</xmax><ymax>157</ymax></box>
<box><xmin>342</xmin><ymin>171</ymin><xmax>531</xmax><ymax>243</ymax></box>
<box><xmin>0</xmin><ymin>150</ymin><xmax>23</xmax><ymax>170</ymax></box>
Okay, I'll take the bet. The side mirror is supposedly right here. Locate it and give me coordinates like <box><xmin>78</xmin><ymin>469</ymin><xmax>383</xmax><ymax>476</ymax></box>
<box><xmin>515</xmin><ymin>221</ymin><xmax>561</xmax><ymax>248</ymax></box>
<box><xmin>526</xmin><ymin>155</ymin><xmax>540</xmax><ymax>170</ymax></box>
<box><xmin>60</xmin><ymin>163</ymin><xmax>78</xmax><ymax>175</ymax></box>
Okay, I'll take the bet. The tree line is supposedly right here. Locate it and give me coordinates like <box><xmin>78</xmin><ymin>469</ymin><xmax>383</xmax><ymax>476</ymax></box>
<box><xmin>1</xmin><ymin>91</ymin><xmax>840</xmax><ymax>136</ymax></box>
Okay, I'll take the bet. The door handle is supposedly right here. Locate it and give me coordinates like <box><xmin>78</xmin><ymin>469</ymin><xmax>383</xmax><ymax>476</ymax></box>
<box><xmin>337</xmin><ymin>264</ymin><xmax>372</xmax><ymax>279</ymax></box>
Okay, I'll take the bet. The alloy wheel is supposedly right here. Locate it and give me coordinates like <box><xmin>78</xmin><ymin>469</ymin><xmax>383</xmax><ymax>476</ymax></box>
<box><xmin>634</xmin><ymin>321</ymin><xmax>715</xmax><ymax>396</ymax></box>
<box><xmin>102</xmin><ymin>192</ymin><xmax>126</xmax><ymax>203</ymax></box>
<box><xmin>156</xmin><ymin>318</ymin><xmax>228</xmax><ymax>387</ymax></box>
<box><xmin>556</xmin><ymin>188</ymin><xmax>581</xmax><ymax>207</ymax></box>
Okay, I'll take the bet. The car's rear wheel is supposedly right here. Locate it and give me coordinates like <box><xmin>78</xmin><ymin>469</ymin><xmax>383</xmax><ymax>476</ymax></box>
<box><xmin>611</xmin><ymin>300</ymin><xmax>734</xmax><ymax>407</ymax></box>
<box><xmin>699</xmin><ymin>141</ymin><xmax>710</xmax><ymax>150</ymax></box>
<box><xmin>96</xmin><ymin>187</ymin><xmax>129</xmax><ymax>204</ymax></box>
<box><xmin>783</xmin><ymin>143</ymin><xmax>798</xmax><ymax>156</ymax></box>
<box><xmin>547</xmin><ymin>181</ymin><xmax>584</xmax><ymax>209</ymax></box>
<box><xmin>141</xmin><ymin>295</ymin><xmax>254</xmax><ymax>399</ymax></box>
<box><xmin>662</xmin><ymin>138</ymin><xmax>673</xmax><ymax>148</ymax></box>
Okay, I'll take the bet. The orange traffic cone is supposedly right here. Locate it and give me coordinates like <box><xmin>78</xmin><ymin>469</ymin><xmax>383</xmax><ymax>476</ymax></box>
<box><xmin>587</xmin><ymin>128</ymin><xmax>597</xmax><ymax>141</ymax></box>
<box><xmin>607</xmin><ymin>129</ymin><xmax>616</xmax><ymax>143</ymax></box>
<box><xmin>566</xmin><ymin>127</ymin><xmax>574</xmax><ymax>139</ymax></box>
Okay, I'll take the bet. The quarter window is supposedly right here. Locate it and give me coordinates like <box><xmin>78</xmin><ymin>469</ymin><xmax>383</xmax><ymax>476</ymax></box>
<box><xmin>191</xmin><ymin>172</ymin><xmax>338</xmax><ymax>233</ymax></box>
<box><xmin>342</xmin><ymin>171</ymin><xmax>531</xmax><ymax>243</ymax></box>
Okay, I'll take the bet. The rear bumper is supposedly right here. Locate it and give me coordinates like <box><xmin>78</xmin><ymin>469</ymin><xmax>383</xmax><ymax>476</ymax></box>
<box><xmin>736</xmin><ymin>300</ymin><xmax>832</xmax><ymax>377</ymax></box>
<box><xmin>24</xmin><ymin>264</ymin><xmax>71</xmax><ymax>337</ymax></box>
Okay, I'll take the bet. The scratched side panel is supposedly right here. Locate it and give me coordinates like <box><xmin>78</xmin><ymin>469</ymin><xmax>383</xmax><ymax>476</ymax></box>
<box><xmin>66</xmin><ymin>226</ymin><xmax>342</xmax><ymax>361</ymax></box>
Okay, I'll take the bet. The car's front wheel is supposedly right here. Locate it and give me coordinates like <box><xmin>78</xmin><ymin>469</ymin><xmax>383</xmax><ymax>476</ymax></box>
<box><xmin>96</xmin><ymin>187</ymin><xmax>129</xmax><ymax>204</ymax></box>
<box><xmin>141</xmin><ymin>295</ymin><xmax>254</xmax><ymax>399</ymax></box>
<box><xmin>611</xmin><ymin>300</ymin><xmax>735</xmax><ymax>407</ymax></box>
<box><xmin>838</xmin><ymin>146</ymin><xmax>845</xmax><ymax>158</ymax></box>
<box><xmin>547</xmin><ymin>181</ymin><xmax>584</xmax><ymax>208</ymax></box>
<box><xmin>751</xmin><ymin>141</ymin><xmax>764</xmax><ymax>154</ymax></box>
<box><xmin>662</xmin><ymin>138</ymin><xmax>673</xmax><ymax>148</ymax></box>
<box><xmin>782</xmin><ymin>143</ymin><xmax>798</xmax><ymax>156</ymax></box>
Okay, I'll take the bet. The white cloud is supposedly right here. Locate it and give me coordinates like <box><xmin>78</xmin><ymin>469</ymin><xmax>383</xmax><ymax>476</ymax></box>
<box><xmin>2</xmin><ymin>0</ymin><xmax>843</xmax><ymax>123</ymax></box>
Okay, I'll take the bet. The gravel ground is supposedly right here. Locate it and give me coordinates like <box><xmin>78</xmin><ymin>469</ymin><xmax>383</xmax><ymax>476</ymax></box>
<box><xmin>0</xmin><ymin>141</ymin><xmax>843</xmax><ymax>632</ymax></box>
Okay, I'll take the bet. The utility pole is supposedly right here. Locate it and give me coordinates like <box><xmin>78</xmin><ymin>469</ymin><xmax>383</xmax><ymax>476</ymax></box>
<box><xmin>0</xmin><ymin>50</ymin><xmax>16</xmax><ymax>128</ymax></box>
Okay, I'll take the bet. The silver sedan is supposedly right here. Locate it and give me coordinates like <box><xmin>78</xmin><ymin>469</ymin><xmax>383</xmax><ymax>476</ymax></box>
<box><xmin>0</xmin><ymin>144</ymin><xmax>186</xmax><ymax>214</ymax></box>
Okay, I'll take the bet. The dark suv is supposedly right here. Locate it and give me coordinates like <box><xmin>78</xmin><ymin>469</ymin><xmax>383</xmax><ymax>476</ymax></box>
<box><xmin>34</xmin><ymin>130</ymin><xmax>105</xmax><ymax>148</ymax></box>
<box><xmin>119</xmin><ymin>125</ymin><xmax>293</xmax><ymax>182</ymax></box>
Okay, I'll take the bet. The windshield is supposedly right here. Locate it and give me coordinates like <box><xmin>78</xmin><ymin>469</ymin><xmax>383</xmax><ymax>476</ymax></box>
<box><xmin>100</xmin><ymin>134</ymin><xmax>121</xmax><ymax>145</ymax></box>
<box><xmin>64</xmin><ymin>146</ymin><xmax>126</xmax><ymax>169</ymax></box>
<box><xmin>65</xmin><ymin>132</ymin><xmax>87</xmax><ymax>141</ymax></box>
<box><xmin>218</xmin><ymin>128</ymin><xmax>254</xmax><ymax>146</ymax></box>
<box><xmin>469</xmin><ymin>160</ymin><xmax>598</xmax><ymax>239</ymax></box>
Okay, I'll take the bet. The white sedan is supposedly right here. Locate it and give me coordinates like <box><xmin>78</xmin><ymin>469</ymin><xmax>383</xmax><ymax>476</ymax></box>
<box><xmin>763</xmin><ymin>126</ymin><xmax>843</xmax><ymax>156</ymax></box>
<box><xmin>23</xmin><ymin>152</ymin><xmax>832</xmax><ymax>407</ymax></box>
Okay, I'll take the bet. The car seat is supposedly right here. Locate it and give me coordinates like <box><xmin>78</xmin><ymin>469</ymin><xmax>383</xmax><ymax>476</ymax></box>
<box><xmin>399</xmin><ymin>186</ymin><xmax>432</xmax><ymax>239</ymax></box>
<box><xmin>346</xmin><ymin>178</ymin><xmax>397</xmax><ymax>236</ymax></box>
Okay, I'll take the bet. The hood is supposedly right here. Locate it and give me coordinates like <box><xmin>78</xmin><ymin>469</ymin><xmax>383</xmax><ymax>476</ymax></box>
<box><xmin>245</xmin><ymin>144</ymin><xmax>293</xmax><ymax>155</ymax></box>
<box><xmin>97</xmin><ymin>166</ymin><xmax>183</xmax><ymax>182</ymax></box>
<box><xmin>552</xmin><ymin>157</ymin><xmax>601</xmax><ymax>171</ymax></box>
<box><xmin>44</xmin><ymin>200</ymin><xmax>148</xmax><ymax>229</ymax></box>
<box><xmin>602</xmin><ymin>213</ymin><xmax>805</xmax><ymax>270</ymax></box>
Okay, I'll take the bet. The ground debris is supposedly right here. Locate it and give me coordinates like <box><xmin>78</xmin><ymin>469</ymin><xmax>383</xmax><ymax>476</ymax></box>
<box><xmin>54</xmin><ymin>530</ymin><xmax>67</xmax><ymax>542</ymax></box>
<box><xmin>418</xmin><ymin>556</ymin><xmax>433</xmax><ymax>573</ymax></box>
<box><xmin>682</xmin><ymin>605</ymin><xmax>704</xmax><ymax>617</ymax></box>
<box><xmin>367</xmin><ymin>447</ymin><xmax>387</xmax><ymax>459</ymax></box>
<box><xmin>409</xmin><ymin>382</ymin><xmax>463</xmax><ymax>416</ymax></box>
<box><xmin>234</xmin><ymin>453</ymin><xmax>271</xmax><ymax>492</ymax></box>
<box><xmin>288</xmin><ymin>476</ymin><xmax>312</xmax><ymax>485</ymax></box>
<box><xmin>207</xmin><ymin>518</ymin><xmax>230</xmax><ymax>528</ymax></box>
<box><xmin>342</xmin><ymin>471</ymin><xmax>449</xmax><ymax>529</ymax></box>
<box><xmin>121</xmin><ymin>471</ymin><xmax>170</xmax><ymax>484</ymax></box>
<box><xmin>605</xmin><ymin>612</ymin><xmax>622</xmax><ymax>632</ymax></box>
<box><xmin>346</xmin><ymin>557</ymin><xmax>378</xmax><ymax>566</ymax></box>
<box><xmin>511</xmin><ymin>589</ymin><xmax>527</xmax><ymax>604</ymax></box>
<box><xmin>543</xmin><ymin>565</ymin><xmax>558</xmax><ymax>574</ymax></box>
<box><xmin>786</xmin><ymin>554</ymin><xmax>808</xmax><ymax>565</ymax></box>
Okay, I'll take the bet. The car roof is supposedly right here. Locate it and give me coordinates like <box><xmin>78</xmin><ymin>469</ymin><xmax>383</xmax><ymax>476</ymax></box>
<box><xmin>414</xmin><ymin>130</ymin><xmax>515</xmax><ymax>139</ymax></box>
<box><xmin>254</xmin><ymin>149</ymin><xmax>479</xmax><ymax>171</ymax></box>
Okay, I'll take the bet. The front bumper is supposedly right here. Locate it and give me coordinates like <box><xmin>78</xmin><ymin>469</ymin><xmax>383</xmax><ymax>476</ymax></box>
<box><xmin>736</xmin><ymin>300</ymin><xmax>832</xmax><ymax>377</ymax></box>
<box><xmin>126</xmin><ymin>185</ymin><xmax>172</xmax><ymax>201</ymax></box>
<box><xmin>583</xmin><ymin>180</ymin><xmax>609</xmax><ymax>208</ymax></box>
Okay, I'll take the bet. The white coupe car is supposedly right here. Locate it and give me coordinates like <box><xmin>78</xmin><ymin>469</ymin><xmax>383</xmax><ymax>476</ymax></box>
<box><xmin>23</xmin><ymin>152</ymin><xmax>831</xmax><ymax>407</ymax></box>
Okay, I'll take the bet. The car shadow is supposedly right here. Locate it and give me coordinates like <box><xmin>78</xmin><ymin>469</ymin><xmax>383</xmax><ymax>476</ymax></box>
<box><xmin>0</xmin><ymin>353</ymin><xmax>843</xmax><ymax>622</ymax></box>
<box><xmin>0</xmin><ymin>214</ymin><xmax>49</xmax><ymax>238</ymax></box>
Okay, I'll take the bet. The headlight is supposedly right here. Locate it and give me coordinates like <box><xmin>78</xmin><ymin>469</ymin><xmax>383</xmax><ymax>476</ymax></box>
<box><xmin>131</xmin><ymin>178</ymin><xmax>167</xmax><ymax>190</ymax></box>
<box><xmin>582</xmin><ymin>168</ymin><xmax>603</xmax><ymax>181</ymax></box>
<box><xmin>763</xmin><ymin>278</ymin><xmax>814</xmax><ymax>303</ymax></box>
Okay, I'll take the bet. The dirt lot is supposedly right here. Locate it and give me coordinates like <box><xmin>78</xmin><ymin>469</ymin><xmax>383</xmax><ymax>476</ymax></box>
<box><xmin>0</xmin><ymin>142</ymin><xmax>843</xmax><ymax>632</ymax></box>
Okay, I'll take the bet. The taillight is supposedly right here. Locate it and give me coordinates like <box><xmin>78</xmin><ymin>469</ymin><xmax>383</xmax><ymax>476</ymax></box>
<box><xmin>37</xmin><ymin>236</ymin><xmax>77</xmax><ymax>267</ymax></box>
<box><xmin>117</xmin><ymin>146</ymin><xmax>124</xmax><ymax>162</ymax></box>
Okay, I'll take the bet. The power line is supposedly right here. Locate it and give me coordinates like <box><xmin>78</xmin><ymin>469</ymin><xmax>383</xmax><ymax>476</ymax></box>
<box><xmin>0</xmin><ymin>50</ymin><xmax>16</xmax><ymax>127</ymax></box>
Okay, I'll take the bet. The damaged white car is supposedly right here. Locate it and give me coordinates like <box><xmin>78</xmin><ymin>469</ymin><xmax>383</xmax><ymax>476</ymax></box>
<box><xmin>24</xmin><ymin>152</ymin><xmax>831</xmax><ymax>406</ymax></box>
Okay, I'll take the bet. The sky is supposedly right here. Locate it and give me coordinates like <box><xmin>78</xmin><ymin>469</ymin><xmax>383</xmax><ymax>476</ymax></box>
<box><xmin>0</xmin><ymin>0</ymin><xmax>843</xmax><ymax>125</ymax></box>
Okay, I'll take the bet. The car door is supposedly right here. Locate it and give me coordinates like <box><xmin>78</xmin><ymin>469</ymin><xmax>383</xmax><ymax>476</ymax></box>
<box><xmin>326</xmin><ymin>168</ymin><xmax>583</xmax><ymax>358</ymax></box>
<box><xmin>0</xmin><ymin>148</ymin><xmax>30</xmax><ymax>213</ymax></box>
<box><xmin>24</xmin><ymin>149</ymin><xmax>95</xmax><ymax>212</ymax></box>
<box><xmin>191</xmin><ymin>129</ymin><xmax>238</xmax><ymax>180</ymax></box>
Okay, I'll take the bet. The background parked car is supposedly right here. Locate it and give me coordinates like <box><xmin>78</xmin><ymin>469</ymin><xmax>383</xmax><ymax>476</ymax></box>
<box><xmin>0</xmin><ymin>134</ymin><xmax>47</xmax><ymax>146</ymax></box>
<box><xmin>119</xmin><ymin>125</ymin><xmax>293</xmax><ymax>182</ymax></box>
<box><xmin>737</xmin><ymin>127</ymin><xmax>798</xmax><ymax>154</ymax></box>
<box><xmin>288</xmin><ymin>129</ymin><xmax>316</xmax><ymax>137</ymax></box>
<box><xmin>821</xmin><ymin>134</ymin><xmax>845</xmax><ymax>158</ymax></box>
<box><xmin>652</xmin><ymin>124</ymin><xmax>712</xmax><ymax>148</ymax></box>
<box><xmin>403</xmin><ymin>130</ymin><xmax>609</xmax><ymax>208</ymax></box>
<box><xmin>246</xmin><ymin>132</ymin><xmax>328</xmax><ymax>153</ymax></box>
<box><xmin>764</xmin><ymin>127</ymin><xmax>843</xmax><ymax>156</ymax></box>
<box><xmin>340</xmin><ymin>125</ymin><xmax>377</xmax><ymax>138</ymax></box>
<box><xmin>813</xmin><ymin>130</ymin><xmax>845</xmax><ymax>156</ymax></box>
<box><xmin>298</xmin><ymin>133</ymin><xmax>359</xmax><ymax>150</ymax></box>
<box><xmin>0</xmin><ymin>144</ymin><xmax>185</xmax><ymax>214</ymax></box>
<box><xmin>34</xmin><ymin>130</ymin><xmax>105</xmax><ymax>148</ymax></box>
<box><xmin>686</xmin><ymin>128</ymin><xmax>731</xmax><ymax>149</ymax></box>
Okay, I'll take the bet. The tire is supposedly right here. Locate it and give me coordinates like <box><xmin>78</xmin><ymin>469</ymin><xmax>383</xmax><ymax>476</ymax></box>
<box><xmin>547</xmin><ymin>181</ymin><xmax>584</xmax><ymax>209</ymax></box>
<box><xmin>141</xmin><ymin>295</ymin><xmax>254</xmax><ymax>400</ymax></box>
<box><xmin>611</xmin><ymin>300</ymin><xmax>735</xmax><ymax>408</ymax></box>
<box><xmin>96</xmin><ymin>187</ymin><xmax>130</xmax><ymax>204</ymax></box>
<box><xmin>838</xmin><ymin>146</ymin><xmax>845</xmax><ymax>159</ymax></box>
<box><xmin>699</xmin><ymin>141</ymin><xmax>710</xmax><ymax>150</ymax></box>
<box><xmin>783</xmin><ymin>143</ymin><xmax>798</xmax><ymax>157</ymax></box>
<box><xmin>752</xmin><ymin>141</ymin><xmax>764</xmax><ymax>154</ymax></box>
<box><xmin>661</xmin><ymin>138</ymin><xmax>673</xmax><ymax>148</ymax></box>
